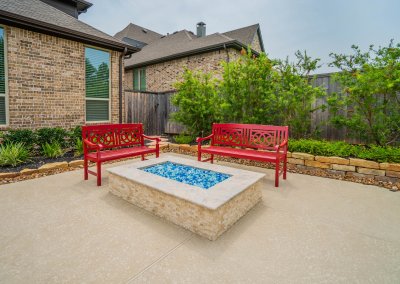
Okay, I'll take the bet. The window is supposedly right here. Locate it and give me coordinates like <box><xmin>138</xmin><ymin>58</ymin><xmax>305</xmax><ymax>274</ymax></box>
<box><xmin>133</xmin><ymin>68</ymin><xmax>146</xmax><ymax>91</ymax></box>
<box><xmin>0</xmin><ymin>27</ymin><xmax>6</xmax><ymax>125</ymax></box>
<box><xmin>85</xmin><ymin>47</ymin><xmax>110</xmax><ymax>122</ymax></box>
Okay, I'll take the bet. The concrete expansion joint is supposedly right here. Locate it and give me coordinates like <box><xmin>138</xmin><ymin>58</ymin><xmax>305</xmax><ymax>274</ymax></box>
<box><xmin>126</xmin><ymin>233</ymin><xmax>194</xmax><ymax>283</ymax></box>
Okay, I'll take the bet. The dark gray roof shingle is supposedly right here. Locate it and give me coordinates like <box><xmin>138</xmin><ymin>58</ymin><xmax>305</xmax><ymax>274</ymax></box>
<box><xmin>124</xmin><ymin>24</ymin><xmax>262</xmax><ymax>68</ymax></box>
<box><xmin>0</xmin><ymin>0</ymin><xmax>137</xmax><ymax>52</ymax></box>
<box><xmin>114</xmin><ymin>23</ymin><xmax>163</xmax><ymax>45</ymax></box>
<box><xmin>222</xmin><ymin>24</ymin><xmax>260</xmax><ymax>46</ymax></box>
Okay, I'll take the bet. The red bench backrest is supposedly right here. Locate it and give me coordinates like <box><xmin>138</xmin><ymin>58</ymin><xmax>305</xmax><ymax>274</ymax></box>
<box><xmin>82</xmin><ymin>123</ymin><xmax>144</xmax><ymax>149</ymax></box>
<box><xmin>212</xmin><ymin>123</ymin><xmax>288</xmax><ymax>151</ymax></box>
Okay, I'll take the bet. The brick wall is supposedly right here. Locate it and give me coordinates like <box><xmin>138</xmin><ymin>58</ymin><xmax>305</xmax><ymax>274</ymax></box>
<box><xmin>2</xmin><ymin>25</ymin><xmax>123</xmax><ymax>130</ymax></box>
<box><xmin>125</xmin><ymin>48</ymin><xmax>241</xmax><ymax>92</ymax></box>
<box><xmin>251</xmin><ymin>33</ymin><xmax>263</xmax><ymax>54</ymax></box>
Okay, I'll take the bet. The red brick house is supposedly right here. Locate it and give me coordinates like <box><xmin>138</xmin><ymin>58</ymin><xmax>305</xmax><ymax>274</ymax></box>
<box><xmin>0</xmin><ymin>0</ymin><xmax>137</xmax><ymax>129</ymax></box>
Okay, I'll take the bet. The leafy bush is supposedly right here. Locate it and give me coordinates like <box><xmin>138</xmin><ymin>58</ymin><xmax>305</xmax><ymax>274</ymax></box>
<box><xmin>172</xmin><ymin>70</ymin><xmax>221</xmax><ymax>136</ymax></box>
<box><xmin>173</xmin><ymin>134</ymin><xmax>194</xmax><ymax>144</ymax></box>
<box><xmin>328</xmin><ymin>41</ymin><xmax>400</xmax><ymax>145</ymax></box>
<box><xmin>219</xmin><ymin>50</ymin><xmax>325</xmax><ymax>138</ymax></box>
<box><xmin>2</xmin><ymin>129</ymin><xmax>37</xmax><ymax>149</ymax></box>
<box><xmin>357</xmin><ymin>145</ymin><xmax>400</xmax><ymax>163</ymax></box>
<box><xmin>68</xmin><ymin>126</ymin><xmax>82</xmax><ymax>147</ymax></box>
<box><xmin>172</xmin><ymin>50</ymin><xmax>324</xmax><ymax>138</ymax></box>
<box><xmin>0</xmin><ymin>142</ymin><xmax>30</xmax><ymax>167</ymax></box>
<box><xmin>36</xmin><ymin>127</ymin><xmax>68</xmax><ymax>148</ymax></box>
<box><xmin>41</xmin><ymin>142</ymin><xmax>64</xmax><ymax>158</ymax></box>
<box><xmin>74</xmin><ymin>139</ymin><xmax>83</xmax><ymax>157</ymax></box>
<box><xmin>288</xmin><ymin>139</ymin><xmax>400</xmax><ymax>163</ymax></box>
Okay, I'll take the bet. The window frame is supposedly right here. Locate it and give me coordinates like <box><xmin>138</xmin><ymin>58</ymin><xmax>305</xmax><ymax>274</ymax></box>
<box><xmin>133</xmin><ymin>67</ymin><xmax>146</xmax><ymax>91</ymax></box>
<box><xmin>0</xmin><ymin>25</ymin><xmax>9</xmax><ymax>126</ymax></box>
<box><xmin>84</xmin><ymin>45</ymin><xmax>111</xmax><ymax>123</ymax></box>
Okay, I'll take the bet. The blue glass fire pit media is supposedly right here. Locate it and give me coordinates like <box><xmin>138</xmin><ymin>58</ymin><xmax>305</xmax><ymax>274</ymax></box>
<box><xmin>140</xmin><ymin>161</ymin><xmax>231</xmax><ymax>189</ymax></box>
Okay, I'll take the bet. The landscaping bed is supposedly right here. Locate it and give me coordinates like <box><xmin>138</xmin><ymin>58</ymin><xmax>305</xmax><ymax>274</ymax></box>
<box><xmin>0</xmin><ymin>151</ymin><xmax>82</xmax><ymax>173</ymax></box>
<box><xmin>2</xmin><ymin>143</ymin><xmax>399</xmax><ymax>192</ymax></box>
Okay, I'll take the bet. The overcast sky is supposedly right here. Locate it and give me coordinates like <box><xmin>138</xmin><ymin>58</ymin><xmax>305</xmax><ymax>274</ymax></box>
<box><xmin>80</xmin><ymin>0</ymin><xmax>400</xmax><ymax>73</ymax></box>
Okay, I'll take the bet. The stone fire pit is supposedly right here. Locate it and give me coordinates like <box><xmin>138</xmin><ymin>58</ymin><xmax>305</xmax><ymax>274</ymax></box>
<box><xmin>107</xmin><ymin>155</ymin><xmax>265</xmax><ymax>240</ymax></box>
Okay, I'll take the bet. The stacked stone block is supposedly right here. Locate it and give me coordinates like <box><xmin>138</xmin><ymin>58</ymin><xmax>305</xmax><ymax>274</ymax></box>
<box><xmin>288</xmin><ymin>152</ymin><xmax>400</xmax><ymax>184</ymax></box>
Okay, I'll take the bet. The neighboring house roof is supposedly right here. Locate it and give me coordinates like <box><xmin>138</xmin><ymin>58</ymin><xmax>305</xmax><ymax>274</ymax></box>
<box><xmin>0</xmin><ymin>0</ymin><xmax>138</xmax><ymax>53</ymax></box>
<box><xmin>114</xmin><ymin>23</ymin><xmax>163</xmax><ymax>45</ymax></box>
<box><xmin>123</xmin><ymin>23</ymin><xmax>264</xmax><ymax>68</ymax></box>
<box><xmin>75</xmin><ymin>0</ymin><xmax>93</xmax><ymax>13</ymax></box>
<box><xmin>223</xmin><ymin>24</ymin><xmax>265</xmax><ymax>52</ymax></box>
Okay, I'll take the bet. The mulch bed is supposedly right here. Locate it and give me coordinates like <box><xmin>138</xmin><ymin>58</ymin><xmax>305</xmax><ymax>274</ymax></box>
<box><xmin>1</xmin><ymin>147</ymin><xmax>399</xmax><ymax>192</ymax></box>
<box><xmin>0</xmin><ymin>151</ymin><xmax>83</xmax><ymax>173</ymax></box>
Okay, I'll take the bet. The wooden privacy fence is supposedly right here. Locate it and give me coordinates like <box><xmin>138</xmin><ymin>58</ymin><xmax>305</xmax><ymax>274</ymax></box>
<box><xmin>125</xmin><ymin>91</ymin><xmax>185</xmax><ymax>135</ymax></box>
<box><xmin>125</xmin><ymin>73</ymin><xmax>357</xmax><ymax>141</ymax></box>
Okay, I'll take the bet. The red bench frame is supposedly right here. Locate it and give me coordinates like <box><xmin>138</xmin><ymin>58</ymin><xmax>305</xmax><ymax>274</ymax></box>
<box><xmin>197</xmin><ymin>123</ymin><xmax>288</xmax><ymax>187</ymax></box>
<box><xmin>82</xmin><ymin>123</ymin><xmax>160</xmax><ymax>186</ymax></box>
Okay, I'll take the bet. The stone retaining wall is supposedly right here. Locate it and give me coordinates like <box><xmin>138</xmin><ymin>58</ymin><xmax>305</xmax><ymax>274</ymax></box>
<box><xmin>1</xmin><ymin>143</ymin><xmax>399</xmax><ymax>191</ymax></box>
<box><xmin>168</xmin><ymin>144</ymin><xmax>400</xmax><ymax>191</ymax></box>
<box><xmin>287</xmin><ymin>152</ymin><xmax>400</xmax><ymax>183</ymax></box>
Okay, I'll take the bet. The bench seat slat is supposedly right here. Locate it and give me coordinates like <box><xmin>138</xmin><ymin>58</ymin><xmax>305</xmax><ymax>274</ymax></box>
<box><xmin>86</xmin><ymin>146</ymin><xmax>157</xmax><ymax>162</ymax></box>
<box><xmin>202</xmin><ymin>146</ymin><xmax>284</xmax><ymax>162</ymax></box>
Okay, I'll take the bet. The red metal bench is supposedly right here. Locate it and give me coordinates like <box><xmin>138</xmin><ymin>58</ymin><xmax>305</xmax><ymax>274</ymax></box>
<box><xmin>82</xmin><ymin>123</ymin><xmax>160</xmax><ymax>186</ymax></box>
<box><xmin>197</xmin><ymin>123</ymin><xmax>288</xmax><ymax>187</ymax></box>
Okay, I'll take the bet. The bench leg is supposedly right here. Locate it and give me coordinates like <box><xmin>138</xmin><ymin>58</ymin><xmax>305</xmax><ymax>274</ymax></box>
<box><xmin>197</xmin><ymin>148</ymin><xmax>201</xmax><ymax>161</ymax></box>
<box><xmin>275</xmin><ymin>160</ymin><xmax>280</xmax><ymax>187</ymax></box>
<box><xmin>211</xmin><ymin>154</ymin><xmax>214</xmax><ymax>164</ymax></box>
<box><xmin>141</xmin><ymin>154</ymin><xmax>145</xmax><ymax>161</ymax></box>
<box><xmin>97</xmin><ymin>161</ymin><xmax>102</xmax><ymax>186</ymax></box>
<box><xmin>84</xmin><ymin>158</ymin><xmax>88</xmax><ymax>180</ymax></box>
<box><xmin>283</xmin><ymin>156</ymin><xmax>287</xmax><ymax>180</ymax></box>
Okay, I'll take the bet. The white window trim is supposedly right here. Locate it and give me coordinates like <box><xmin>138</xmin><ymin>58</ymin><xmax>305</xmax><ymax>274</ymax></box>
<box><xmin>0</xmin><ymin>25</ymin><xmax>8</xmax><ymax>126</ymax></box>
<box><xmin>84</xmin><ymin>46</ymin><xmax>111</xmax><ymax>123</ymax></box>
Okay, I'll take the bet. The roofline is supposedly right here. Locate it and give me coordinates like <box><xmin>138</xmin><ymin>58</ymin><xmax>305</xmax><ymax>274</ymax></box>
<box><xmin>125</xmin><ymin>40</ymin><xmax>260</xmax><ymax>69</ymax></box>
<box><xmin>256</xmin><ymin>26</ymin><xmax>265</xmax><ymax>53</ymax></box>
<box><xmin>0</xmin><ymin>10</ymin><xmax>139</xmax><ymax>54</ymax></box>
<box><xmin>76</xmin><ymin>0</ymin><xmax>93</xmax><ymax>14</ymax></box>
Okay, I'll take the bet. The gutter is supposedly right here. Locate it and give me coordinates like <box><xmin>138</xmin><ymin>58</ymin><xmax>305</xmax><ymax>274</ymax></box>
<box><xmin>0</xmin><ymin>10</ymin><xmax>139</xmax><ymax>54</ymax></box>
<box><xmin>119</xmin><ymin>48</ymin><xmax>128</xmax><ymax>123</ymax></box>
<box><xmin>125</xmin><ymin>40</ymin><xmax>259</xmax><ymax>69</ymax></box>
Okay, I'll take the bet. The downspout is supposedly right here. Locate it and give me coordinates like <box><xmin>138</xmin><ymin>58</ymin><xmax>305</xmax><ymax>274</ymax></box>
<box><xmin>223</xmin><ymin>44</ymin><xmax>230</xmax><ymax>62</ymax></box>
<box><xmin>119</xmin><ymin>47</ymin><xmax>128</xmax><ymax>123</ymax></box>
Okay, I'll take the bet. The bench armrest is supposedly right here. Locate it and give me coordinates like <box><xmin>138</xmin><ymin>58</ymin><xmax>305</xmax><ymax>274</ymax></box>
<box><xmin>83</xmin><ymin>139</ymin><xmax>104</xmax><ymax>150</ymax></box>
<box><xmin>142</xmin><ymin>135</ymin><xmax>161</xmax><ymax>143</ymax></box>
<box><xmin>196</xmin><ymin>134</ymin><xmax>214</xmax><ymax>144</ymax></box>
<box><xmin>275</xmin><ymin>139</ymin><xmax>288</xmax><ymax>153</ymax></box>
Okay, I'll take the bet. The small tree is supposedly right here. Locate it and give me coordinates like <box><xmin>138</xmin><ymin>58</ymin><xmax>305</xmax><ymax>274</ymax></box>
<box><xmin>172</xmin><ymin>50</ymin><xmax>324</xmax><ymax>138</ymax></box>
<box><xmin>328</xmin><ymin>41</ymin><xmax>400</xmax><ymax>145</ymax></box>
<box><xmin>171</xmin><ymin>69</ymin><xmax>221</xmax><ymax>137</ymax></box>
<box><xmin>219</xmin><ymin>49</ymin><xmax>324</xmax><ymax>138</ymax></box>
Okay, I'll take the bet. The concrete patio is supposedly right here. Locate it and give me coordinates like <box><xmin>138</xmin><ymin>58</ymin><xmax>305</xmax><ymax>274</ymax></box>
<box><xmin>0</xmin><ymin>153</ymin><xmax>399</xmax><ymax>283</ymax></box>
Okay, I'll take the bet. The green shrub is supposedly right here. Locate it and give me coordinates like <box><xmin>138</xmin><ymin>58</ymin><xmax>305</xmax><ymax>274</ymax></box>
<box><xmin>74</xmin><ymin>139</ymin><xmax>83</xmax><ymax>157</ymax></box>
<box><xmin>0</xmin><ymin>142</ymin><xmax>30</xmax><ymax>167</ymax></box>
<box><xmin>3</xmin><ymin>129</ymin><xmax>36</xmax><ymax>149</ymax></box>
<box><xmin>328</xmin><ymin>41</ymin><xmax>400</xmax><ymax>145</ymax></box>
<box><xmin>41</xmin><ymin>142</ymin><xmax>64</xmax><ymax>158</ymax></box>
<box><xmin>68</xmin><ymin>126</ymin><xmax>82</xmax><ymax>147</ymax></box>
<box><xmin>172</xmin><ymin>69</ymin><xmax>221</xmax><ymax>136</ymax></box>
<box><xmin>288</xmin><ymin>139</ymin><xmax>400</xmax><ymax>163</ymax></box>
<box><xmin>173</xmin><ymin>134</ymin><xmax>194</xmax><ymax>144</ymax></box>
<box><xmin>36</xmin><ymin>127</ymin><xmax>68</xmax><ymax>148</ymax></box>
<box><xmin>172</xmin><ymin>50</ymin><xmax>324</xmax><ymax>138</ymax></box>
<box><xmin>357</xmin><ymin>145</ymin><xmax>400</xmax><ymax>163</ymax></box>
